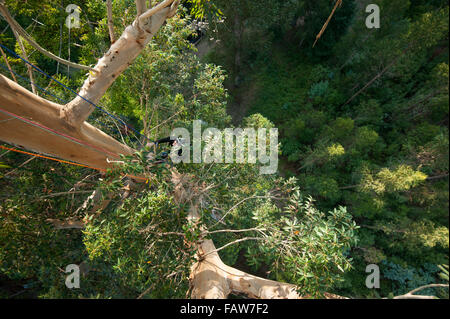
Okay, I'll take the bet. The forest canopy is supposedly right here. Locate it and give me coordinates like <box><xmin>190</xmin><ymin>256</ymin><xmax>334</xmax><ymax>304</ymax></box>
<box><xmin>0</xmin><ymin>0</ymin><xmax>448</xmax><ymax>300</ymax></box>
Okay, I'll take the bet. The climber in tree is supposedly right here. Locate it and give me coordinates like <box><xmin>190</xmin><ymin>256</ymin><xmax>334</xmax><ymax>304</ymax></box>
<box><xmin>145</xmin><ymin>136</ymin><xmax>184</xmax><ymax>163</ymax></box>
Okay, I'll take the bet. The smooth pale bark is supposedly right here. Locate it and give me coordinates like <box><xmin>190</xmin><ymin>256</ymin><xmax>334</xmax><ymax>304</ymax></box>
<box><xmin>0</xmin><ymin>74</ymin><xmax>133</xmax><ymax>170</ymax></box>
<box><xmin>190</xmin><ymin>238</ymin><xmax>301</xmax><ymax>299</ymax></box>
<box><xmin>171</xmin><ymin>172</ymin><xmax>302</xmax><ymax>299</ymax></box>
<box><xmin>61</xmin><ymin>1</ymin><xmax>179</xmax><ymax>127</ymax></box>
<box><xmin>391</xmin><ymin>284</ymin><xmax>448</xmax><ymax>299</ymax></box>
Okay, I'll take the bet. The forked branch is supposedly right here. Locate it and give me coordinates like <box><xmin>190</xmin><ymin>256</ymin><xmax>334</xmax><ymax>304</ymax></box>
<box><xmin>61</xmin><ymin>0</ymin><xmax>180</xmax><ymax>127</ymax></box>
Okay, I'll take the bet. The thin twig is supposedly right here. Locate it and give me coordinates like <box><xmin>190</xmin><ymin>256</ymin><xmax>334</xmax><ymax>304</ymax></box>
<box><xmin>206</xmin><ymin>228</ymin><xmax>266</xmax><ymax>235</ymax></box>
<box><xmin>211</xmin><ymin>195</ymin><xmax>282</xmax><ymax>228</ymax></box>
<box><xmin>38</xmin><ymin>190</ymin><xmax>93</xmax><ymax>200</ymax></box>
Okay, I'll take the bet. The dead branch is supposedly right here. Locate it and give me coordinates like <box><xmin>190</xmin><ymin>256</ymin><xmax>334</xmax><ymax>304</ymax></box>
<box><xmin>313</xmin><ymin>0</ymin><xmax>342</xmax><ymax>48</ymax></box>
<box><xmin>392</xmin><ymin>284</ymin><xmax>448</xmax><ymax>299</ymax></box>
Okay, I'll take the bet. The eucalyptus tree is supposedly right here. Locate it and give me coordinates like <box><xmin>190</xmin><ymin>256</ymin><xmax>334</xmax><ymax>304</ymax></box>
<box><xmin>0</xmin><ymin>0</ymin><xmax>359</xmax><ymax>299</ymax></box>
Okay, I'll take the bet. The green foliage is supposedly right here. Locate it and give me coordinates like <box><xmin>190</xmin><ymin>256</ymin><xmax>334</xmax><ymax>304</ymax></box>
<box><xmin>247</xmin><ymin>186</ymin><xmax>358</xmax><ymax>297</ymax></box>
<box><xmin>237</xmin><ymin>0</ymin><xmax>449</xmax><ymax>298</ymax></box>
<box><xmin>361</xmin><ymin>165</ymin><xmax>428</xmax><ymax>195</ymax></box>
<box><xmin>0</xmin><ymin>0</ymin><xmax>448</xmax><ymax>300</ymax></box>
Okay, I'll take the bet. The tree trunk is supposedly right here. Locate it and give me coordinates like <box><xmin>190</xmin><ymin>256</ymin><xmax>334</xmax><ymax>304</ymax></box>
<box><xmin>0</xmin><ymin>1</ymin><xmax>180</xmax><ymax>171</ymax></box>
<box><xmin>61</xmin><ymin>3</ymin><xmax>177</xmax><ymax>127</ymax></box>
<box><xmin>0</xmin><ymin>74</ymin><xmax>133</xmax><ymax>170</ymax></box>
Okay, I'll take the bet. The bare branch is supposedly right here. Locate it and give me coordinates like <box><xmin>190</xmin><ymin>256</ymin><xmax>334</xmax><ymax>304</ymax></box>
<box><xmin>313</xmin><ymin>0</ymin><xmax>342</xmax><ymax>48</ymax></box>
<box><xmin>135</xmin><ymin>0</ymin><xmax>147</xmax><ymax>16</ymax></box>
<box><xmin>206</xmin><ymin>228</ymin><xmax>266</xmax><ymax>235</ymax></box>
<box><xmin>0</xmin><ymin>45</ymin><xmax>17</xmax><ymax>82</ymax></box>
<box><xmin>138</xmin><ymin>0</ymin><xmax>175</xmax><ymax>21</ymax></box>
<box><xmin>212</xmin><ymin>195</ymin><xmax>282</xmax><ymax>228</ymax></box>
<box><xmin>202</xmin><ymin>237</ymin><xmax>266</xmax><ymax>258</ymax></box>
<box><xmin>106</xmin><ymin>0</ymin><xmax>116</xmax><ymax>43</ymax></box>
<box><xmin>38</xmin><ymin>190</ymin><xmax>94</xmax><ymax>200</ymax></box>
<box><xmin>13</xmin><ymin>29</ymin><xmax>37</xmax><ymax>95</ymax></box>
<box><xmin>4</xmin><ymin>155</ymin><xmax>35</xmax><ymax>176</ymax></box>
<box><xmin>0</xmin><ymin>3</ymin><xmax>92</xmax><ymax>71</ymax></box>
<box><xmin>46</xmin><ymin>218</ymin><xmax>86</xmax><ymax>229</ymax></box>
<box><xmin>342</xmin><ymin>45</ymin><xmax>411</xmax><ymax>107</ymax></box>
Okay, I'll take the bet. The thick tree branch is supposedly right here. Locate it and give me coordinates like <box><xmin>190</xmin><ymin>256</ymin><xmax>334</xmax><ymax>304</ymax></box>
<box><xmin>0</xmin><ymin>74</ymin><xmax>134</xmax><ymax>171</ymax></box>
<box><xmin>138</xmin><ymin>0</ymin><xmax>178</xmax><ymax>21</ymax></box>
<box><xmin>135</xmin><ymin>0</ymin><xmax>147</xmax><ymax>16</ymax></box>
<box><xmin>0</xmin><ymin>2</ymin><xmax>92</xmax><ymax>71</ymax></box>
<box><xmin>61</xmin><ymin>0</ymin><xmax>180</xmax><ymax>127</ymax></box>
<box><xmin>171</xmin><ymin>171</ymin><xmax>347</xmax><ymax>299</ymax></box>
<box><xmin>191</xmin><ymin>239</ymin><xmax>301</xmax><ymax>299</ymax></box>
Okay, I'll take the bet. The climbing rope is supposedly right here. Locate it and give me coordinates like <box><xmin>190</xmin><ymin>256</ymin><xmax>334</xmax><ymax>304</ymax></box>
<box><xmin>0</xmin><ymin>60</ymin><xmax>139</xmax><ymax>147</ymax></box>
<box><xmin>0</xmin><ymin>144</ymin><xmax>149</xmax><ymax>183</ymax></box>
<box><xmin>0</xmin><ymin>144</ymin><xmax>104</xmax><ymax>171</ymax></box>
<box><xmin>0</xmin><ymin>106</ymin><xmax>120</xmax><ymax>158</ymax></box>
<box><xmin>0</xmin><ymin>42</ymin><xmax>174</xmax><ymax>182</ymax></box>
<box><xmin>0</xmin><ymin>62</ymin><xmax>67</xmax><ymax>104</ymax></box>
<box><xmin>0</xmin><ymin>42</ymin><xmax>155</xmax><ymax>145</ymax></box>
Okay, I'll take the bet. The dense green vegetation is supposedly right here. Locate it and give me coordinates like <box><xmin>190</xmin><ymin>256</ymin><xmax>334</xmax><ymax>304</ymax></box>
<box><xmin>201</xmin><ymin>0</ymin><xmax>449</xmax><ymax>298</ymax></box>
<box><xmin>0</xmin><ymin>0</ymin><xmax>448</xmax><ymax>299</ymax></box>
